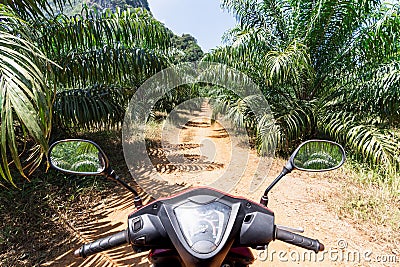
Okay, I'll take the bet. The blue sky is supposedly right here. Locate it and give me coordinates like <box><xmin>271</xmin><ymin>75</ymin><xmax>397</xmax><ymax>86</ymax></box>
<box><xmin>147</xmin><ymin>0</ymin><xmax>237</xmax><ymax>52</ymax></box>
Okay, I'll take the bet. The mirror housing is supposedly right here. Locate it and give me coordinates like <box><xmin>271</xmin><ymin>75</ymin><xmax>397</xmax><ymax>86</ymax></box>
<box><xmin>48</xmin><ymin>139</ymin><xmax>142</xmax><ymax>204</ymax></box>
<box><xmin>48</xmin><ymin>139</ymin><xmax>109</xmax><ymax>175</ymax></box>
<box><xmin>288</xmin><ymin>140</ymin><xmax>346</xmax><ymax>172</ymax></box>
<box><xmin>260</xmin><ymin>139</ymin><xmax>345</xmax><ymax>207</ymax></box>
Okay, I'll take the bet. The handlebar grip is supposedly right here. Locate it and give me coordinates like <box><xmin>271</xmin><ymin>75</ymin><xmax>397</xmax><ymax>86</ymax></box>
<box><xmin>275</xmin><ymin>228</ymin><xmax>324</xmax><ymax>253</ymax></box>
<box><xmin>74</xmin><ymin>229</ymin><xmax>128</xmax><ymax>258</ymax></box>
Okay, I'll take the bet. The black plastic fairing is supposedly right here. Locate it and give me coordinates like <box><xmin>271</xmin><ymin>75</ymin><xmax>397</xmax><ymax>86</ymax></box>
<box><xmin>127</xmin><ymin>187</ymin><xmax>275</xmax><ymax>267</ymax></box>
<box><xmin>127</xmin><ymin>214</ymin><xmax>170</xmax><ymax>249</ymax></box>
<box><xmin>239</xmin><ymin>211</ymin><xmax>274</xmax><ymax>246</ymax></box>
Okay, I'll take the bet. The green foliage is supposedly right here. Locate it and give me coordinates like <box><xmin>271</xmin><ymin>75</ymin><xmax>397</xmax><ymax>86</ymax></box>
<box><xmin>294</xmin><ymin>142</ymin><xmax>343</xmax><ymax>170</ymax></box>
<box><xmin>205</xmin><ymin>0</ymin><xmax>400</xmax><ymax>170</ymax></box>
<box><xmin>46</xmin><ymin>0</ymin><xmax>150</xmax><ymax>16</ymax></box>
<box><xmin>53</xmin><ymin>84</ymin><xmax>126</xmax><ymax>130</ymax></box>
<box><xmin>39</xmin><ymin>7</ymin><xmax>171</xmax><ymax>130</ymax></box>
<box><xmin>0</xmin><ymin>5</ymin><xmax>53</xmax><ymax>185</ymax></box>
<box><xmin>50</xmin><ymin>141</ymin><xmax>102</xmax><ymax>172</ymax></box>
<box><xmin>89</xmin><ymin>0</ymin><xmax>150</xmax><ymax>11</ymax></box>
<box><xmin>0</xmin><ymin>1</ymin><xmax>172</xmax><ymax>184</ymax></box>
<box><xmin>1</xmin><ymin>0</ymin><xmax>68</xmax><ymax>19</ymax></box>
<box><xmin>38</xmin><ymin>7</ymin><xmax>169</xmax><ymax>86</ymax></box>
<box><xmin>170</xmin><ymin>33</ymin><xmax>204</xmax><ymax>64</ymax></box>
<box><xmin>40</xmin><ymin>6</ymin><xmax>171</xmax><ymax>130</ymax></box>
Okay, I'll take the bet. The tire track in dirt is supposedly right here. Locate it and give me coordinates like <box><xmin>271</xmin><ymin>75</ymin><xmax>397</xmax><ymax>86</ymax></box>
<box><xmin>45</xmin><ymin>102</ymin><xmax>396</xmax><ymax>266</ymax></box>
<box><xmin>155</xmin><ymin>102</ymin><xmax>394</xmax><ymax>267</ymax></box>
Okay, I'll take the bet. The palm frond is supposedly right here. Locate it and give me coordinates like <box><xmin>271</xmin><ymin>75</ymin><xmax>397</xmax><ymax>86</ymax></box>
<box><xmin>256</xmin><ymin>113</ymin><xmax>280</xmax><ymax>155</ymax></box>
<box><xmin>264</xmin><ymin>39</ymin><xmax>314</xmax><ymax>89</ymax></box>
<box><xmin>2</xmin><ymin>0</ymin><xmax>70</xmax><ymax>19</ymax></box>
<box><xmin>0</xmin><ymin>12</ymin><xmax>52</xmax><ymax>183</ymax></box>
<box><xmin>320</xmin><ymin>112</ymin><xmax>400</xmax><ymax>169</ymax></box>
<box><xmin>53</xmin><ymin>84</ymin><xmax>126</xmax><ymax>130</ymax></box>
<box><xmin>36</xmin><ymin>7</ymin><xmax>170</xmax><ymax>88</ymax></box>
<box><xmin>221</xmin><ymin>0</ymin><xmax>291</xmax><ymax>42</ymax></box>
<box><xmin>329</xmin><ymin>60</ymin><xmax>400</xmax><ymax>125</ymax></box>
<box><xmin>57</xmin><ymin>45</ymin><xmax>166</xmax><ymax>88</ymax></box>
<box><xmin>206</xmin><ymin>0</ymin><xmax>400</xmax><ymax>171</ymax></box>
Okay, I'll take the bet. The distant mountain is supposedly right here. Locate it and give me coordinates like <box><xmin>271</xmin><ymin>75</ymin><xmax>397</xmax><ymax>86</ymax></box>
<box><xmin>48</xmin><ymin>0</ymin><xmax>203</xmax><ymax>63</ymax></box>
<box><xmin>87</xmin><ymin>0</ymin><xmax>150</xmax><ymax>12</ymax></box>
<box><xmin>170</xmin><ymin>33</ymin><xmax>204</xmax><ymax>63</ymax></box>
<box><xmin>50</xmin><ymin>0</ymin><xmax>150</xmax><ymax>15</ymax></box>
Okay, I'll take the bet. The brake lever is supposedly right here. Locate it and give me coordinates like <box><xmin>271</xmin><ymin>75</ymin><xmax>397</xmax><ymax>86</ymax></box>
<box><xmin>276</xmin><ymin>225</ymin><xmax>304</xmax><ymax>233</ymax></box>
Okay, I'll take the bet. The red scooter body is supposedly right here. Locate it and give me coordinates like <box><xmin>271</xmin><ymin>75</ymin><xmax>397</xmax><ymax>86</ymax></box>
<box><xmin>149</xmin><ymin>247</ymin><xmax>254</xmax><ymax>267</ymax></box>
<box><xmin>48</xmin><ymin>139</ymin><xmax>345</xmax><ymax>266</ymax></box>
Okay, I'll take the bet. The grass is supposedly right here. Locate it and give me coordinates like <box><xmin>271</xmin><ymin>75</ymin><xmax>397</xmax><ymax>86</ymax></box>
<box><xmin>0</xmin><ymin>130</ymin><xmax>122</xmax><ymax>266</ymax></box>
<box><xmin>0</xmin><ymin>169</ymin><xmax>111</xmax><ymax>266</ymax></box>
<box><xmin>1</xmin><ymin>127</ymin><xmax>399</xmax><ymax>265</ymax></box>
<box><xmin>145</xmin><ymin>118</ymin><xmax>163</xmax><ymax>142</ymax></box>
<box><xmin>324</xmin><ymin>159</ymin><xmax>400</xmax><ymax>251</ymax></box>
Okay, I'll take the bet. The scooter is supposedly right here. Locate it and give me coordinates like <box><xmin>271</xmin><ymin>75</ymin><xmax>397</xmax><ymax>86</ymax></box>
<box><xmin>48</xmin><ymin>139</ymin><xmax>345</xmax><ymax>267</ymax></box>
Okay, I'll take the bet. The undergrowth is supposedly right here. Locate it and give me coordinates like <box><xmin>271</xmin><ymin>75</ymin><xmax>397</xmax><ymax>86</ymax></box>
<box><xmin>329</xmin><ymin>159</ymin><xmax>400</xmax><ymax>251</ymax></box>
<box><xmin>0</xmin><ymin>131</ymin><xmax>120</xmax><ymax>266</ymax></box>
<box><xmin>1</xmin><ymin>128</ymin><xmax>399</xmax><ymax>265</ymax></box>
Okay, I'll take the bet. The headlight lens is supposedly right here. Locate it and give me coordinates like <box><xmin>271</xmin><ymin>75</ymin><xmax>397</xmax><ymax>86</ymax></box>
<box><xmin>174</xmin><ymin>201</ymin><xmax>231</xmax><ymax>254</ymax></box>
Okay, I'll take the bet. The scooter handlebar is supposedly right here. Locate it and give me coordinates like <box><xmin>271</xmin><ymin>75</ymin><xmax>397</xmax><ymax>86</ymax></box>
<box><xmin>74</xmin><ymin>229</ymin><xmax>128</xmax><ymax>258</ymax></box>
<box><xmin>275</xmin><ymin>228</ymin><xmax>324</xmax><ymax>253</ymax></box>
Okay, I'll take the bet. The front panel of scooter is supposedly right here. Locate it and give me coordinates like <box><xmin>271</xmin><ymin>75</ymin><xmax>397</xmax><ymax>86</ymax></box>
<box><xmin>70</xmin><ymin>188</ymin><xmax>324</xmax><ymax>267</ymax></box>
<box><xmin>51</xmin><ymin>139</ymin><xmax>330</xmax><ymax>266</ymax></box>
<box><xmin>72</xmin><ymin>186</ymin><xmax>324</xmax><ymax>267</ymax></box>
<box><xmin>127</xmin><ymin>187</ymin><xmax>275</xmax><ymax>267</ymax></box>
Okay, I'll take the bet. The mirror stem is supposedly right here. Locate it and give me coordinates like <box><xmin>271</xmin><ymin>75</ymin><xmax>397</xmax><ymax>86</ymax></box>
<box><xmin>106</xmin><ymin>169</ymin><xmax>143</xmax><ymax>208</ymax></box>
<box><xmin>260</xmin><ymin>166</ymin><xmax>291</xmax><ymax>207</ymax></box>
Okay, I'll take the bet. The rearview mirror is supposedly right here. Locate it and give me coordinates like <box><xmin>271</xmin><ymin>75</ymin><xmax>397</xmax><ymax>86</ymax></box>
<box><xmin>290</xmin><ymin>140</ymin><xmax>345</xmax><ymax>171</ymax></box>
<box><xmin>260</xmin><ymin>139</ymin><xmax>346</xmax><ymax>207</ymax></box>
<box><xmin>48</xmin><ymin>139</ymin><xmax>108</xmax><ymax>175</ymax></box>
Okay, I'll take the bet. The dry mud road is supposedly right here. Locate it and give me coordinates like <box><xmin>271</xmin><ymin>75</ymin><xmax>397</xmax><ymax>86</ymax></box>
<box><xmin>44</xmin><ymin>103</ymin><xmax>397</xmax><ymax>267</ymax></box>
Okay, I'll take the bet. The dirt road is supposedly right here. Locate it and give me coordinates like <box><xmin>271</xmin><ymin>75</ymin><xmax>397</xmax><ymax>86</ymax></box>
<box><xmin>45</xmin><ymin>103</ymin><xmax>397</xmax><ymax>266</ymax></box>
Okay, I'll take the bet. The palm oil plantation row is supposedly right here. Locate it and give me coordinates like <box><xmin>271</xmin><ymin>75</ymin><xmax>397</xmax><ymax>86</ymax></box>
<box><xmin>0</xmin><ymin>0</ymin><xmax>399</xmax><ymax>197</ymax></box>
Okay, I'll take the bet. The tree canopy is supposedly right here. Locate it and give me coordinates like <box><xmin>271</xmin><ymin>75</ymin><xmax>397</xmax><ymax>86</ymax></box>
<box><xmin>0</xmin><ymin>1</ymin><xmax>170</xmax><ymax>184</ymax></box>
<box><xmin>1</xmin><ymin>0</ymin><xmax>399</xmax><ymax>185</ymax></box>
<box><xmin>170</xmin><ymin>33</ymin><xmax>204</xmax><ymax>64</ymax></box>
<box><xmin>204</xmin><ymin>0</ymin><xmax>400</xmax><ymax>172</ymax></box>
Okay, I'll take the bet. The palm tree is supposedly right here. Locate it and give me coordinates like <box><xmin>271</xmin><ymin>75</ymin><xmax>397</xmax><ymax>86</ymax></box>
<box><xmin>205</xmin><ymin>0</ymin><xmax>400</xmax><ymax>172</ymax></box>
<box><xmin>0</xmin><ymin>1</ymin><xmax>171</xmax><ymax>184</ymax></box>
<box><xmin>40</xmin><ymin>7</ymin><xmax>171</xmax><ymax>130</ymax></box>
<box><xmin>0</xmin><ymin>4</ymin><xmax>53</xmax><ymax>185</ymax></box>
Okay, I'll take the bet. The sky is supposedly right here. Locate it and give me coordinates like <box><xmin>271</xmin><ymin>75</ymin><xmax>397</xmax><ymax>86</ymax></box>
<box><xmin>147</xmin><ymin>0</ymin><xmax>237</xmax><ymax>52</ymax></box>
